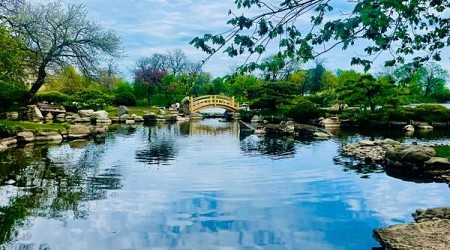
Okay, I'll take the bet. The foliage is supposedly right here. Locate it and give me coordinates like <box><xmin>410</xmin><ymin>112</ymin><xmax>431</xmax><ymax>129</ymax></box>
<box><xmin>0</xmin><ymin>24</ymin><xmax>26</xmax><ymax>86</ymax></box>
<box><xmin>73</xmin><ymin>88</ymin><xmax>113</xmax><ymax>109</ymax></box>
<box><xmin>0</xmin><ymin>123</ymin><xmax>23</xmax><ymax>138</ymax></box>
<box><xmin>0</xmin><ymin>120</ymin><xmax>70</xmax><ymax>135</ymax></box>
<box><xmin>248</xmin><ymin>81</ymin><xmax>297</xmax><ymax>110</ymax></box>
<box><xmin>3</xmin><ymin>1</ymin><xmax>122</xmax><ymax>101</ymax></box>
<box><xmin>45</xmin><ymin>66</ymin><xmax>88</xmax><ymax>95</ymax></box>
<box><xmin>33</xmin><ymin>91</ymin><xmax>71</xmax><ymax>105</ymax></box>
<box><xmin>191</xmin><ymin>0</ymin><xmax>450</xmax><ymax>72</ymax></box>
<box><xmin>434</xmin><ymin>146</ymin><xmax>450</xmax><ymax>159</ymax></box>
<box><xmin>412</xmin><ymin>104</ymin><xmax>450</xmax><ymax>122</ymax></box>
<box><xmin>113</xmin><ymin>92</ymin><xmax>137</xmax><ymax>106</ymax></box>
<box><xmin>288</xmin><ymin>98</ymin><xmax>322</xmax><ymax>122</ymax></box>
<box><xmin>0</xmin><ymin>82</ymin><xmax>28</xmax><ymax>111</ymax></box>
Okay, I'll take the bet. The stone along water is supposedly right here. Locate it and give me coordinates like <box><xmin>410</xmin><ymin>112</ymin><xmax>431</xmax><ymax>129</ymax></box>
<box><xmin>0</xmin><ymin>119</ymin><xmax>450</xmax><ymax>249</ymax></box>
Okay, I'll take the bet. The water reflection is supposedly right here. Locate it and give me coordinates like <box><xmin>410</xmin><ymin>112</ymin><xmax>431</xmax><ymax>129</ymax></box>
<box><xmin>0</xmin><ymin>121</ymin><xmax>449</xmax><ymax>249</ymax></box>
<box><xmin>0</xmin><ymin>142</ymin><xmax>122</xmax><ymax>245</ymax></box>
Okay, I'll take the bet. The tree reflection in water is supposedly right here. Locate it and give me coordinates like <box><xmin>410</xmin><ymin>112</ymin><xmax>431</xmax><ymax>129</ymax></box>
<box><xmin>240</xmin><ymin>134</ymin><xmax>297</xmax><ymax>159</ymax></box>
<box><xmin>135</xmin><ymin>123</ymin><xmax>179</xmax><ymax>166</ymax></box>
<box><xmin>0</xmin><ymin>142</ymin><xmax>122</xmax><ymax>246</ymax></box>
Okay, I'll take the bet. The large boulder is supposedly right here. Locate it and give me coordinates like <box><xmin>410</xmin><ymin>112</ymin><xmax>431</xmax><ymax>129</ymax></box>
<box><xmin>180</xmin><ymin>96</ymin><xmax>190</xmax><ymax>115</ymax></box>
<box><xmin>16</xmin><ymin>131</ymin><xmax>35</xmax><ymax>143</ymax></box>
<box><xmin>35</xmin><ymin>131</ymin><xmax>63</xmax><ymax>142</ymax></box>
<box><xmin>251</xmin><ymin>115</ymin><xmax>263</xmax><ymax>123</ymax></box>
<box><xmin>27</xmin><ymin>105</ymin><xmax>43</xmax><ymax>121</ymax></box>
<box><xmin>403</xmin><ymin>124</ymin><xmax>415</xmax><ymax>132</ymax></box>
<box><xmin>329</xmin><ymin>103</ymin><xmax>340</xmax><ymax>112</ymax></box>
<box><xmin>117</xmin><ymin>105</ymin><xmax>128</xmax><ymax>116</ymax></box>
<box><xmin>319</xmin><ymin>117</ymin><xmax>340</xmax><ymax>128</ymax></box>
<box><xmin>385</xmin><ymin>144</ymin><xmax>436</xmax><ymax>172</ymax></box>
<box><xmin>374</xmin><ymin>207</ymin><xmax>450</xmax><ymax>250</ymax></box>
<box><xmin>68</xmin><ymin>125</ymin><xmax>91</xmax><ymax>139</ymax></box>
<box><xmin>143</xmin><ymin>112</ymin><xmax>157</xmax><ymax>122</ymax></box>
<box><xmin>92</xmin><ymin>110</ymin><xmax>109</xmax><ymax>119</ymax></box>
<box><xmin>78</xmin><ymin>109</ymin><xmax>94</xmax><ymax>118</ymax></box>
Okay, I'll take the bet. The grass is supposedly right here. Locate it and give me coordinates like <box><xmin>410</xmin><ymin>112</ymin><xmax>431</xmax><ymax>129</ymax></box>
<box><xmin>434</xmin><ymin>146</ymin><xmax>450</xmax><ymax>159</ymax></box>
<box><xmin>0</xmin><ymin>120</ymin><xmax>70</xmax><ymax>135</ymax></box>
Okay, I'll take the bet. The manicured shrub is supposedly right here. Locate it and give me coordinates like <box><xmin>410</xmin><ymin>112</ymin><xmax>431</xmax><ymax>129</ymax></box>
<box><xmin>33</xmin><ymin>91</ymin><xmax>71</xmax><ymax>104</ymax></box>
<box><xmin>413</xmin><ymin>104</ymin><xmax>450</xmax><ymax>122</ymax></box>
<box><xmin>288</xmin><ymin>99</ymin><xmax>322</xmax><ymax>122</ymax></box>
<box><xmin>113</xmin><ymin>92</ymin><xmax>137</xmax><ymax>106</ymax></box>
<box><xmin>72</xmin><ymin>88</ymin><xmax>113</xmax><ymax>109</ymax></box>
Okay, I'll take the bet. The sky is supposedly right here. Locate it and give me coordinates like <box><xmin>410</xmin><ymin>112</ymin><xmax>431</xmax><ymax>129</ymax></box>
<box><xmin>29</xmin><ymin>0</ymin><xmax>450</xmax><ymax>81</ymax></box>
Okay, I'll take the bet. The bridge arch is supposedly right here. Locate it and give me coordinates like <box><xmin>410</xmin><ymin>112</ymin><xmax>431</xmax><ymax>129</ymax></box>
<box><xmin>189</xmin><ymin>95</ymin><xmax>239</xmax><ymax>114</ymax></box>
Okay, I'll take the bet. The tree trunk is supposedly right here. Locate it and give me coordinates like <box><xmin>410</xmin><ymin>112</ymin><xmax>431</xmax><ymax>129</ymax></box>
<box><xmin>27</xmin><ymin>62</ymin><xmax>47</xmax><ymax>103</ymax></box>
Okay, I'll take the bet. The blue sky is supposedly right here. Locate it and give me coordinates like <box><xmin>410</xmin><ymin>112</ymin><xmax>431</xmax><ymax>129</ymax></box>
<box><xmin>30</xmin><ymin>0</ymin><xmax>450</xmax><ymax>81</ymax></box>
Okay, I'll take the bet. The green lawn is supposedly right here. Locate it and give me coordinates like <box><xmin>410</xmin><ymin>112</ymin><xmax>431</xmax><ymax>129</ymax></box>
<box><xmin>0</xmin><ymin>120</ymin><xmax>70</xmax><ymax>134</ymax></box>
<box><xmin>434</xmin><ymin>146</ymin><xmax>450</xmax><ymax>159</ymax></box>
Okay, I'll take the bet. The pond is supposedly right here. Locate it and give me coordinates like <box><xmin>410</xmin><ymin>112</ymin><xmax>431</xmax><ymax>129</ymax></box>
<box><xmin>0</xmin><ymin>119</ymin><xmax>449</xmax><ymax>249</ymax></box>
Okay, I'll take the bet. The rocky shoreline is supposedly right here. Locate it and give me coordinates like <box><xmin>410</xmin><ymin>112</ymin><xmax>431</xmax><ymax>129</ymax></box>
<box><xmin>341</xmin><ymin>139</ymin><xmax>450</xmax><ymax>186</ymax></box>
<box><xmin>374</xmin><ymin>207</ymin><xmax>450</xmax><ymax>250</ymax></box>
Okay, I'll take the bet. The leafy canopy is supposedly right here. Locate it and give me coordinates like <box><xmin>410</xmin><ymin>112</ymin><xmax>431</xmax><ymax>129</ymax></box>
<box><xmin>191</xmin><ymin>0</ymin><xmax>450</xmax><ymax>72</ymax></box>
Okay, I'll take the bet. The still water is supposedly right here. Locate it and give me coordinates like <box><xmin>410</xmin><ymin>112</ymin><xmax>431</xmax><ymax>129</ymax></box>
<box><xmin>0</xmin><ymin>120</ymin><xmax>450</xmax><ymax>250</ymax></box>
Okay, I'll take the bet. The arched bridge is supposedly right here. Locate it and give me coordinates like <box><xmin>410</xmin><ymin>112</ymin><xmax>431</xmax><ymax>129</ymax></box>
<box><xmin>189</xmin><ymin>95</ymin><xmax>239</xmax><ymax>113</ymax></box>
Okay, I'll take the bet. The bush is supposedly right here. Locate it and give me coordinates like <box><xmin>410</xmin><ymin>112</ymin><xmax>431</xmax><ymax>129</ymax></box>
<box><xmin>72</xmin><ymin>88</ymin><xmax>113</xmax><ymax>109</ymax></box>
<box><xmin>0</xmin><ymin>83</ymin><xmax>28</xmax><ymax>111</ymax></box>
<box><xmin>0</xmin><ymin>124</ymin><xmax>23</xmax><ymax>138</ymax></box>
<box><xmin>113</xmin><ymin>92</ymin><xmax>137</xmax><ymax>106</ymax></box>
<box><xmin>412</xmin><ymin>104</ymin><xmax>450</xmax><ymax>122</ymax></box>
<box><xmin>288</xmin><ymin>99</ymin><xmax>322</xmax><ymax>122</ymax></box>
<box><xmin>33</xmin><ymin>91</ymin><xmax>71</xmax><ymax>104</ymax></box>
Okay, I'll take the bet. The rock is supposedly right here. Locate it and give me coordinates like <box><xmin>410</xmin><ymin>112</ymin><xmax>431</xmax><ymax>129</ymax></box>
<box><xmin>45</xmin><ymin>112</ymin><xmax>53</xmax><ymax>122</ymax></box>
<box><xmin>0</xmin><ymin>143</ymin><xmax>7</xmax><ymax>152</ymax></box>
<box><xmin>55</xmin><ymin>113</ymin><xmax>66</xmax><ymax>122</ymax></box>
<box><xmin>78</xmin><ymin>109</ymin><xmax>94</xmax><ymax>118</ymax></box>
<box><xmin>314</xmin><ymin>132</ymin><xmax>332</xmax><ymax>139</ymax></box>
<box><xmin>424</xmin><ymin>157</ymin><xmax>450</xmax><ymax>170</ymax></box>
<box><xmin>119</xmin><ymin>114</ymin><xmax>130</xmax><ymax>122</ymax></box>
<box><xmin>125</xmin><ymin>119</ymin><xmax>136</xmax><ymax>124</ymax></box>
<box><xmin>158</xmin><ymin>109</ymin><xmax>166</xmax><ymax>115</ymax></box>
<box><xmin>374</xmin><ymin>219</ymin><xmax>450</xmax><ymax>250</ymax></box>
<box><xmin>189</xmin><ymin>113</ymin><xmax>203</xmax><ymax>120</ymax></box>
<box><xmin>0</xmin><ymin>137</ymin><xmax>17</xmax><ymax>147</ymax></box>
<box><xmin>110</xmin><ymin>117</ymin><xmax>120</xmax><ymax>123</ymax></box>
<box><xmin>385</xmin><ymin>144</ymin><xmax>436</xmax><ymax>172</ymax></box>
<box><xmin>133</xmin><ymin>116</ymin><xmax>144</xmax><ymax>122</ymax></box>
<box><xmin>16</xmin><ymin>132</ymin><xmax>35</xmax><ymax>143</ymax></box>
<box><xmin>180</xmin><ymin>96</ymin><xmax>190</xmax><ymax>115</ymax></box>
<box><xmin>418</xmin><ymin>123</ymin><xmax>433</xmax><ymax>130</ymax></box>
<box><xmin>176</xmin><ymin>116</ymin><xmax>189</xmax><ymax>122</ymax></box>
<box><xmin>254</xmin><ymin>128</ymin><xmax>266</xmax><ymax>135</ymax></box>
<box><xmin>35</xmin><ymin>131</ymin><xmax>63</xmax><ymax>142</ymax></box>
<box><xmin>68</xmin><ymin>125</ymin><xmax>91</xmax><ymax>139</ymax></box>
<box><xmin>74</xmin><ymin>117</ymin><xmax>91</xmax><ymax>123</ymax></box>
<box><xmin>413</xmin><ymin>207</ymin><xmax>450</xmax><ymax>222</ymax></box>
<box><xmin>91</xmin><ymin>127</ymin><xmax>107</xmax><ymax>135</ymax></box>
<box><xmin>143</xmin><ymin>113</ymin><xmax>157</xmax><ymax>122</ymax></box>
<box><xmin>96</xmin><ymin>118</ymin><xmax>112</xmax><ymax>124</ymax></box>
<box><xmin>6</xmin><ymin>112</ymin><xmax>19</xmax><ymax>120</ymax></box>
<box><xmin>28</xmin><ymin>105</ymin><xmax>44</xmax><ymax>121</ymax></box>
<box><xmin>251</xmin><ymin>115</ymin><xmax>263</xmax><ymax>123</ymax></box>
<box><xmin>359</xmin><ymin>140</ymin><xmax>376</xmax><ymax>146</ymax></box>
<box><xmin>92</xmin><ymin>110</ymin><xmax>109</xmax><ymax>119</ymax></box>
<box><xmin>403</xmin><ymin>124</ymin><xmax>415</xmax><ymax>132</ymax></box>
<box><xmin>329</xmin><ymin>103</ymin><xmax>340</xmax><ymax>112</ymax></box>
<box><xmin>319</xmin><ymin>117</ymin><xmax>340</xmax><ymax>128</ymax></box>
<box><xmin>117</xmin><ymin>105</ymin><xmax>128</xmax><ymax>116</ymax></box>
<box><xmin>165</xmin><ymin>115</ymin><xmax>178</xmax><ymax>122</ymax></box>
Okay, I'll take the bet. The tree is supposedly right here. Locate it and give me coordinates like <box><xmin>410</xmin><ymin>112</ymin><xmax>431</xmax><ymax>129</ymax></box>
<box><xmin>134</xmin><ymin>66</ymin><xmax>167</xmax><ymax>105</ymax></box>
<box><xmin>2</xmin><ymin>1</ymin><xmax>121</xmax><ymax>101</ymax></box>
<box><xmin>191</xmin><ymin>0</ymin><xmax>450</xmax><ymax>72</ymax></box>
<box><xmin>288</xmin><ymin>70</ymin><xmax>308</xmax><ymax>95</ymax></box>
<box><xmin>337</xmin><ymin>73</ymin><xmax>398</xmax><ymax>111</ymax></box>
<box><xmin>0</xmin><ymin>24</ymin><xmax>26</xmax><ymax>86</ymax></box>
